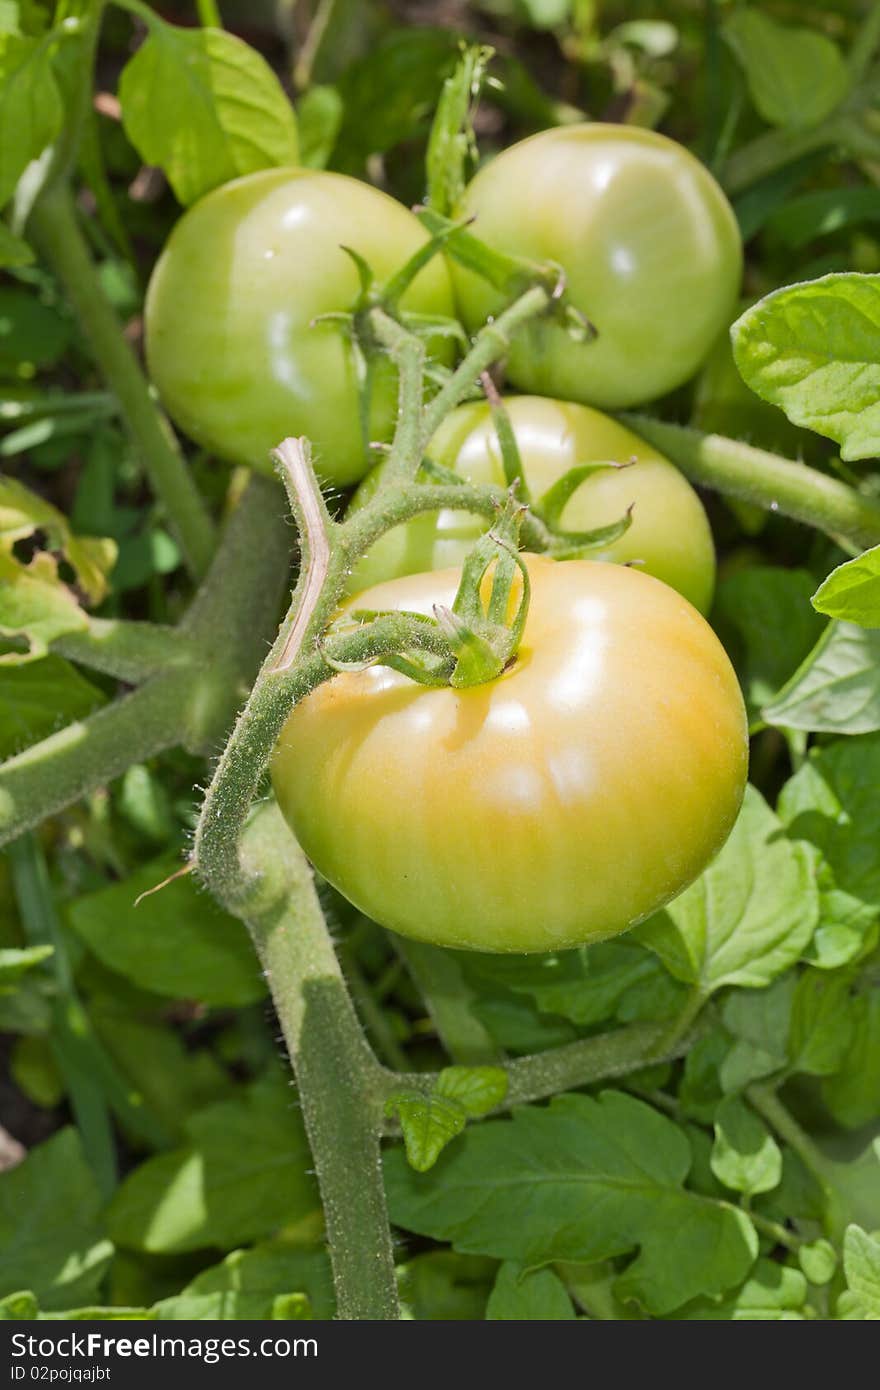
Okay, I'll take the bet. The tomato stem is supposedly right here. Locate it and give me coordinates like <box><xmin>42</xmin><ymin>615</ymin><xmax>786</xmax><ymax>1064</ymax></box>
<box><xmin>26</xmin><ymin>186</ymin><xmax>217</xmax><ymax>582</ymax></box>
<box><xmin>239</xmin><ymin>803</ymin><xmax>401</xmax><ymax>1319</ymax></box>
<box><xmin>622</xmin><ymin>415</ymin><xmax>880</xmax><ymax>551</ymax></box>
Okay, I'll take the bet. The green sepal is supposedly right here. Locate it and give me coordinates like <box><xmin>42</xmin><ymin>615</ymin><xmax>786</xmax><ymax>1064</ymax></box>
<box><xmin>537</xmin><ymin>460</ymin><xmax>631</xmax><ymax>530</ymax></box>
<box><xmin>549</xmin><ymin>507</ymin><xmax>634</xmax><ymax>561</ymax></box>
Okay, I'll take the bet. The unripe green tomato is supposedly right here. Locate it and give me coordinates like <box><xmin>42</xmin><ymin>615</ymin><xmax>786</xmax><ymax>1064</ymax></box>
<box><xmin>144</xmin><ymin>169</ymin><xmax>454</xmax><ymax>485</ymax></box>
<box><xmin>272</xmin><ymin>556</ymin><xmax>749</xmax><ymax>954</ymax></box>
<box><xmin>348</xmin><ymin>397</ymin><xmax>716</xmax><ymax>613</ymax></box>
<box><xmin>454</xmin><ymin>124</ymin><xmax>742</xmax><ymax>409</ymax></box>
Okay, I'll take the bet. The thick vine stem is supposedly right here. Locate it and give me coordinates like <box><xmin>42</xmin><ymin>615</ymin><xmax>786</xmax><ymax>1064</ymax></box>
<box><xmin>0</xmin><ymin>672</ymin><xmax>192</xmax><ymax>848</ymax></box>
<box><xmin>0</xmin><ymin>475</ymin><xmax>291</xmax><ymax>847</ymax></box>
<box><xmin>194</xmin><ymin>283</ymin><xmax>562</xmax><ymax>905</ymax></box>
<box><xmin>383</xmin><ymin>1021</ymin><xmax>696</xmax><ymax>1112</ymax></box>
<box><xmin>239</xmin><ymin>802</ymin><xmax>400</xmax><ymax>1320</ymax></box>
<box><xmin>26</xmin><ymin>186</ymin><xmax>216</xmax><ymax>581</ymax></box>
<box><xmin>51</xmin><ymin>619</ymin><xmax>190</xmax><ymax>683</ymax></box>
<box><xmin>622</xmin><ymin>415</ymin><xmax>880</xmax><ymax>550</ymax></box>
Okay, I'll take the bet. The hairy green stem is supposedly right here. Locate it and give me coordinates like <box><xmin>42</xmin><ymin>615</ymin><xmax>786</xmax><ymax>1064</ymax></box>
<box><xmin>0</xmin><ymin>674</ymin><xmax>189</xmax><ymax>849</ymax></box>
<box><xmin>383</xmin><ymin>1022</ymin><xmax>694</xmax><ymax>1111</ymax></box>
<box><xmin>239</xmin><ymin>804</ymin><xmax>400</xmax><ymax>1320</ymax></box>
<box><xmin>421</xmin><ymin>286</ymin><xmax>552</xmax><ymax>442</ymax></box>
<box><xmin>52</xmin><ymin>619</ymin><xmax>190</xmax><ymax>683</ymax></box>
<box><xmin>27</xmin><ymin>187</ymin><xmax>216</xmax><ymax>581</ymax></box>
<box><xmin>622</xmin><ymin>416</ymin><xmax>880</xmax><ymax>550</ymax></box>
<box><xmin>0</xmin><ymin>477</ymin><xmax>291</xmax><ymax>847</ymax></box>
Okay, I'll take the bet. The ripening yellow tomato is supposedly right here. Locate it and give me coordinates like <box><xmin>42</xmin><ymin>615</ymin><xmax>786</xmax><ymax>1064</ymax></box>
<box><xmin>272</xmin><ymin>556</ymin><xmax>748</xmax><ymax>953</ymax></box>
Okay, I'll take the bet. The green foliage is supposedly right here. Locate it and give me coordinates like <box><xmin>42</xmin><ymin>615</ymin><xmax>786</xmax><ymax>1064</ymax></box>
<box><xmin>386</xmin><ymin>1091</ymin><xmax>758</xmax><ymax>1316</ymax></box>
<box><xmin>118</xmin><ymin>23</ymin><xmax>298</xmax><ymax>206</ymax></box>
<box><xmin>0</xmin><ymin>1129</ymin><xmax>113</xmax><ymax>1309</ymax></box>
<box><xmin>732</xmin><ymin>275</ymin><xmax>880</xmax><ymax>462</ymax></box>
<box><xmin>0</xmin><ymin>0</ymin><xmax>879</xmax><ymax>1326</ymax></box>
<box><xmin>723</xmin><ymin>10</ymin><xmax>848</xmax><ymax>131</ymax></box>
<box><xmin>635</xmin><ymin>786</ymin><xmax>819</xmax><ymax>993</ymax></box>
<box><xmin>813</xmin><ymin>546</ymin><xmax>880</xmax><ymax>628</ymax></box>
<box><xmin>67</xmin><ymin>854</ymin><xmax>266</xmax><ymax>1007</ymax></box>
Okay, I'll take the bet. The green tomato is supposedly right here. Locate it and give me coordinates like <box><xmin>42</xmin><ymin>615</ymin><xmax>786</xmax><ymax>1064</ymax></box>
<box><xmin>348</xmin><ymin>396</ymin><xmax>716</xmax><ymax>613</ymax></box>
<box><xmin>454</xmin><ymin>124</ymin><xmax>742</xmax><ymax>409</ymax></box>
<box><xmin>145</xmin><ymin>169</ymin><xmax>454</xmax><ymax>485</ymax></box>
<box><xmin>272</xmin><ymin>556</ymin><xmax>748</xmax><ymax>953</ymax></box>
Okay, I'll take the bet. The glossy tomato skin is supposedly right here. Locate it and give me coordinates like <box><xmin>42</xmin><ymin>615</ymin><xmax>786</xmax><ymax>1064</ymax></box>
<box><xmin>454</xmin><ymin>124</ymin><xmax>742</xmax><ymax>409</ymax></box>
<box><xmin>272</xmin><ymin>557</ymin><xmax>748</xmax><ymax>953</ymax></box>
<box><xmin>145</xmin><ymin>169</ymin><xmax>454</xmax><ymax>485</ymax></box>
<box><xmin>348</xmin><ymin>397</ymin><xmax>716</xmax><ymax>612</ymax></box>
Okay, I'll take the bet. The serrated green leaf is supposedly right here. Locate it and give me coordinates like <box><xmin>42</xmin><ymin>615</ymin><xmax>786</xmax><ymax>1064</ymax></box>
<box><xmin>118</xmin><ymin>24</ymin><xmax>298</xmax><ymax>206</ymax></box>
<box><xmin>436</xmin><ymin>1065</ymin><xmax>507</xmax><ymax>1117</ymax></box>
<box><xmin>387</xmin><ymin>1090</ymin><xmax>467</xmax><ymax>1173</ymax></box>
<box><xmin>0</xmin><ymin>31</ymin><xmax>62</xmax><ymax>206</ymax></box>
<box><xmin>813</xmin><ymin>547</ymin><xmax>880</xmax><ymax>628</ymax></box>
<box><xmin>843</xmin><ymin>1225</ymin><xmax>880</xmax><ymax>1318</ymax></box>
<box><xmin>764</xmin><ymin>621</ymin><xmax>880</xmax><ymax>734</ymax></box>
<box><xmin>732</xmin><ymin>275</ymin><xmax>880</xmax><ymax>461</ymax></box>
<box><xmin>0</xmin><ymin>549</ymin><xmax>87</xmax><ymax>661</ymax></box>
<box><xmin>711</xmin><ymin>1095</ymin><xmax>782</xmax><ymax>1196</ymax></box>
<box><xmin>723</xmin><ymin>10</ymin><xmax>848</xmax><ymax>130</ymax></box>
<box><xmin>107</xmin><ymin>1079</ymin><xmax>320</xmax><ymax>1254</ymax></box>
<box><xmin>486</xmin><ymin>1262</ymin><xmax>574</xmax><ymax>1320</ymax></box>
<box><xmin>0</xmin><ymin>1129</ymin><xmax>113</xmax><ymax>1309</ymax></box>
<box><xmin>635</xmin><ymin>786</ymin><xmax>819</xmax><ymax>994</ymax></box>
<box><xmin>779</xmin><ymin>735</ymin><xmax>880</xmax><ymax>941</ymax></box>
<box><xmin>67</xmin><ymin>854</ymin><xmax>265</xmax><ymax>1007</ymax></box>
<box><xmin>385</xmin><ymin>1091</ymin><xmax>758</xmax><ymax>1316</ymax></box>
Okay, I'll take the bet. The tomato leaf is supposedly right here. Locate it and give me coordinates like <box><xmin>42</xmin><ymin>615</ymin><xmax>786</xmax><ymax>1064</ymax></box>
<box><xmin>0</xmin><ymin>31</ymin><xmax>63</xmax><ymax>207</ymax></box>
<box><xmin>385</xmin><ymin>1091</ymin><xmax>758</xmax><ymax>1316</ymax></box>
<box><xmin>486</xmin><ymin>1262</ymin><xmax>575</xmax><ymax>1320</ymax></box>
<box><xmin>67</xmin><ymin>853</ymin><xmax>266</xmax><ymax>1008</ymax></box>
<box><xmin>788</xmin><ymin>969</ymin><xmax>856</xmax><ymax>1078</ymax></box>
<box><xmin>812</xmin><ymin>546</ymin><xmax>880</xmax><ymax>628</ymax></box>
<box><xmin>118</xmin><ymin>24</ymin><xmax>299</xmax><ymax>207</ymax></box>
<box><xmin>722</xmin><ymin>10</ymin><xmax>849</xmax><ymax>131</ymax></box>
<box><xmin>0</xmin><ymin>219</ymin><xmax>32</xmax><ymax>266</ymax></box>
<box><xmin>635</xmin><ymin>786</ymin><xmax>819</xmax><ymax>994</ymax></box>
<box><xmin>842</xmin><ymin>1226</ymin><xmax>880</xmax><ymax>1319</ymax></box>
<box><xmin>0</xmin><ymin>1129</ymin><xmax>113</xmax><ymax>1309</ymax></box>
<box><xmin>822</xmin><ymin>995</ymin><xmax>880</xmax><ymax>1130</ymax></box>
<box><xmin>670</xmin><ymin>1259</ymin><xmax>807</xmax><ymax>1320</ymax></box>
<box><xmin>152</xmin><ymin>1246</ymin><xmax>334</xmax><ymax>1320</ymax></box>
<box><xmin>719</xmin><ymin>977</ymin><xmax>794</xmax><ymax>1094</ymax></box>
<box><xmin>710</xmin><ymin>1096</ymin><xmax>782</xmax><ymax>1197</ymax></box>
<box><xmin>731</xmin><ymin>274</ymin><xmax>880</xmax><ymax>461</ymax></box>
<box><xmin>764</xmin><ymin>621</ymin><xmax>880</xmax><ymax>734</ymax></box>
<box><xmin>107</xmin><ymin>1080</ymin><xmax>321</xmax><ymax>1254</ymax></box>
<box><xmin>435</xmin><ymin>1065</ymin><xmax>508</xmax><ymax>1117</ymax></box>
<box><xmin>0</xmin><ymin>656</ymin><xmax>105</xmax><ymax>759</ymax></box>
<box><xmin>714</xmin><ymin>567</ymin><xmax>825</xmax><ymax>722</ymax></box>
<box><xmin>779</xmin><ymin>734</ymin><xmax>880</xmax><ymax>950</ymax></box>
